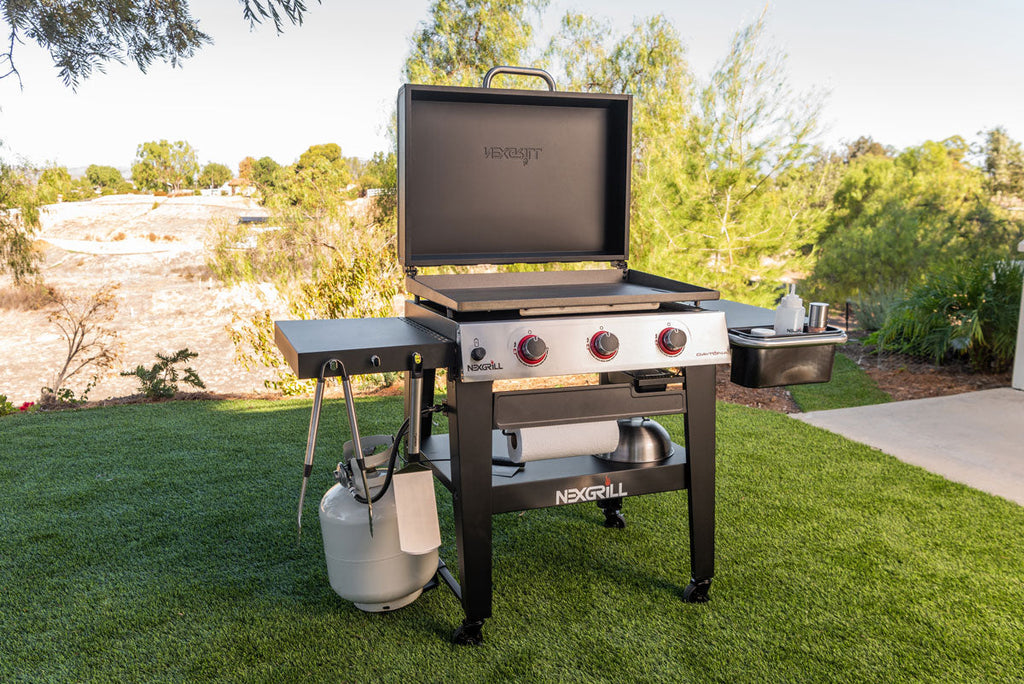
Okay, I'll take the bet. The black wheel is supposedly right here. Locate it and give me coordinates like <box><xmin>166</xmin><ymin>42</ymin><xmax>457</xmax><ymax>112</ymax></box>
<box><xmin>682</xmin><ymin>578</ymin><xmax>711</xmax><ymax>603</ymax></box>
<box><xmin>452</xmin><ymin>619</ymin><xmax>485</xmax><ymax>646</ymax></box>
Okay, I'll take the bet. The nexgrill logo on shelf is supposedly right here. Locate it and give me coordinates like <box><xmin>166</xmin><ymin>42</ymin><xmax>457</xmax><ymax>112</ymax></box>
<box><xmin>555</xmin><ymin>476</ymin><xmax>627</xmax><ymax>505</ymax></box>
<box><xmin>483</xmin><ymin>146</ymin><xmax>543</xmax><ymax>166</ymax></box>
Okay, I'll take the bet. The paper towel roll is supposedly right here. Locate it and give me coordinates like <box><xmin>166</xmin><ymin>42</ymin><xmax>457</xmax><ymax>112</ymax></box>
<box><xmin>502</xmin><ymin>421</ymin><xmax>620</xmax><ymax>463</ymax></box>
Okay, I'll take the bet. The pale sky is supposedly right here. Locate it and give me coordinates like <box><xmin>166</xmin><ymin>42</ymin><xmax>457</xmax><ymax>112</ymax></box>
<box><xmin>1</xmin><ymin>0</ymin><xmax>1021</xmax><ymax>172</ymax></box>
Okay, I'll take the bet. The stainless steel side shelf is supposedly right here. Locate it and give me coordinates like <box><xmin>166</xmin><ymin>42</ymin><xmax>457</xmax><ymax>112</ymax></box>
<box><xmin>727</xmin><ymin>325</ymin><xmax>847</xmax><ymax>388</ymax></box>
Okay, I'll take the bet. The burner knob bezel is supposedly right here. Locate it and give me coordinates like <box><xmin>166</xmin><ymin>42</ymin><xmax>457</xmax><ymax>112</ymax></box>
<box><xmin>516</xmin><ymin>334</ymin><xmax>548</xmax><ymax>366</ymax></box>
<box><xmin>657</xmin><ymin>327</ymin><xmax>687</xmax><ymax>356</ymax></box>
<box><xmin>589</xmin><ymin>330</ymin><xmax>619</xmax><ymax>361</ymax></box>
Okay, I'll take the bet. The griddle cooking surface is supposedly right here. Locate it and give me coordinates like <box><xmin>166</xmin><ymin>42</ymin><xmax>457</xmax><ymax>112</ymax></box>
<box><xmin>407</xmin><ymin>269</ymin><xmax>718</xmax><ymax>313</ymax></box>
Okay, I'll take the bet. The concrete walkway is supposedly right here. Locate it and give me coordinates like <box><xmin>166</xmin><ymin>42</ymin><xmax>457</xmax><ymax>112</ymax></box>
<box><xmin>794</xmin><ymin>388</ymin><xmax>1024</xmax><ymax>506</ymax></box>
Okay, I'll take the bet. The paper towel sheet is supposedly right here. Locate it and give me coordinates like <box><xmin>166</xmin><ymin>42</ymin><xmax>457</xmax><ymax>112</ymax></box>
<box><xmin>500</xmin><ymin>421</ymin><xmax>620</xmax><ymax>463</ymax></box>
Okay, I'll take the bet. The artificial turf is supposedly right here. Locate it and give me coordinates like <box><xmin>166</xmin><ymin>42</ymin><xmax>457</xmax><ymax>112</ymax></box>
<box><xmin>788</xmin><ymin>352</ymin><xmax>892</xmax><ymax>412</ymax></box>
<box><xmin>1</xmin><ymin>397</ymin><xmax>1021</xmax><ymax>682</ymax></box>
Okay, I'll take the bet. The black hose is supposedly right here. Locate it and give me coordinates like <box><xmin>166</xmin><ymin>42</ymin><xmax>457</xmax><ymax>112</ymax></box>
<box><xmin>353</xmin><ymin>416</ymin><xmax>410</xmax><ymax>504</ymax></box>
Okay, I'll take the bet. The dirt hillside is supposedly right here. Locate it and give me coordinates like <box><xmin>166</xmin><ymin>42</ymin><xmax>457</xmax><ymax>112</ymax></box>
<box><xmin>0</xmin><ymin>194</ymin><xmax>288</xmax><ymax>406</ymax></box>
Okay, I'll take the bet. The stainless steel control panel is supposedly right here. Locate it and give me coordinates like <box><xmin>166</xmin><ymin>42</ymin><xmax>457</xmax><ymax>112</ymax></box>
<box><xmin>457</xmin><ymin>310</ymin><xmax>731</xmax><ymax>382</ymax></box>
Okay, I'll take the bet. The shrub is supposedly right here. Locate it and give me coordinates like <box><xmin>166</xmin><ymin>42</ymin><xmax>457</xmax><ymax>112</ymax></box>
<box><xmin>876</xmin><ymin>259</ymin><xmax>1023</xmax><ymax>371</ymax></box>
<box><xmin>120</xmin><ymin>348</ymin><xmax>206</xmax><ymax>399</ymax></box>
<box><xmin>0</xmin><ymin>394</ymin><xmax>15</xmax><ymax>416</ymax></box>
<box><xmin>41</xmin><ymin>284</ymin><xmax>120</xmax><ymax>408</ymax></box>
<box><xmin>0</xmin><ymin>281</ymin><xmax>55</xmax><ymax>311</ymax></box>
<box><xmin>853</xmin><ymin>285</ymin><xmax>906</xmax><ymax>331</ymax></box>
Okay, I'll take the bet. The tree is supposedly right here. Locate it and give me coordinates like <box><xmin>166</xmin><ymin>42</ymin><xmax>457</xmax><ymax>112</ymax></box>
<box><xmin>982</xmin><ymin>126</ymin><xmax>1024</xmax><ymax>198</ymax></box>
<box><xmin>811</xmin><ymin>139</ymin><xmax>1024</xmax><ymax>303</ymax></box>
<box><xmin>212</xmin><ymin>144</ymin><xmax>397</xmax><ymax>392</ymax></box>
<box><xmin>628</xmin><ymin>11</ymin><xmax>831</xmax><ymax>306</ymax></box>
<box><xmin>41</xmin><ymin>283</ymin><xmax>120</xmax><ymax>407</ymax></box>
<box><xmin>404</xmin><ymin>0</ymin><xmax>548</xmax><ymax>87</ymax></box>
<box><xmin>1</xmin><ymin>0</ymin><xmax>319</xmax><ymax>89</ymax></box>
<box><xmin>249</xmin><ymin>156</ymin><xmax>283</xmax><ymax>194</ymax></box>
<box><xmin>0</xmin><ymin>155</ymin><xmax>41</xmax><ymax>283</ymax></box>
<box><xmin>843</xmin><ymin>136</ymin><xmax>891</xmax><ymax>161</ymax></box>
<box><xmin>86</xmin><ymin>165</ymin><xmax>129</xmax><ymax>193</ymax></box>
<box><xmin>36</xmin><ymin>165</ymin><xmax>74</xmax><ymax>204</ymax></box>
<box><xmin>131</xmin><ymin>140</ymin><xmax>199</xmax><ymax>193</ymax></box>
<box><xmin>198</xmin><ymin>162</ymin><xmax>233</xmax><ymax>190</ymax></box>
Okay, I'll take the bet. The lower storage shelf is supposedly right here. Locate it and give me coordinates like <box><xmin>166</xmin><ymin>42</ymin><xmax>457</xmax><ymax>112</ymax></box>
<box><xmin>418</xmin><ymin>432</ymin><xmax>689</xmax><ymax>514</ymax></box>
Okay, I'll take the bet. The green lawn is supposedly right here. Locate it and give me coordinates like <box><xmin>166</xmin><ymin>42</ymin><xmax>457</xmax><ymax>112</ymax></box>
<box><xmin>788</xmin><ymin>352</ymin><xmax>892</xmax><ymax>412</ymax></box>
<box><xmin>1</xmin><ymin>398</ymin><xmax>1022</xmax><ymax>682</ymax></box>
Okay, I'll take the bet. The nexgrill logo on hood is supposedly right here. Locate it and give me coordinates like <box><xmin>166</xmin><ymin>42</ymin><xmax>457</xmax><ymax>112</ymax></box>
<box><xmin>555</xmin><ymin>476</ymin><xmax>626</xmax><ymax>505</ymax></box>
<box><xmin>483</xmin><ymin>146</ymin><xmax>543</xmax><ymax>166</ymax></box>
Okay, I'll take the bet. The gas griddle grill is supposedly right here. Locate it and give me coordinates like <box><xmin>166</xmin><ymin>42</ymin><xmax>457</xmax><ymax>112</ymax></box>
<box><xmin>274</xmin><ymin>67</ymin><xmax>842</xmax><ymax>645</ymax></box>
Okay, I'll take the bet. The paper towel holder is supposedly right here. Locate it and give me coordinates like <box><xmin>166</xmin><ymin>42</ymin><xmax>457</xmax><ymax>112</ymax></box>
<box><xmin>594</xmin><ymin>417</ymin><xmax>674</xmax><ymax>464</ymax></box>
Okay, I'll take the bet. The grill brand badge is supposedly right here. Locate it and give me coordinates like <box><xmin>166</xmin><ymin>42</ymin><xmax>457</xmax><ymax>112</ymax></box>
<box><xmin>555</xmin><ymin>476</ymin><xmax>626</xmax><ymax>505</ymax></box>
<box><xmin>466</xmin><ymin>361</ymin><xmax>503</xmax><ymax>372</ymax></box>
<box><xmin>484</xmin><ymin>146</ymin><xmax>543</xmax><ymax>166</ymax></box>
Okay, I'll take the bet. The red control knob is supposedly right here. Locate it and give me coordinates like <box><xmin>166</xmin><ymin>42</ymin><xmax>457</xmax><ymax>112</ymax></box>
<box><xmin>589</xmin><ymin>331</ymin><xmax>619</xmax><ymax>360</ymax></box>
<box><xmin>516</xmin><ymin>334</ymin><xmax>548</xmax><ymax>366</ymax></box>
<box><xmin>657</xmin><ymin>327</ymin><xmax>687</xmax><ymax>356</ymax></box>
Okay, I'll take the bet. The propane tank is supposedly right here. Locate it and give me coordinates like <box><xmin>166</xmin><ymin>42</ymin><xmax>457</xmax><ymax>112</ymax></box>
<box><xmin>319</xmin><ymin>480</ymin><xmax>438</xmax><ymax>612</ymax></box>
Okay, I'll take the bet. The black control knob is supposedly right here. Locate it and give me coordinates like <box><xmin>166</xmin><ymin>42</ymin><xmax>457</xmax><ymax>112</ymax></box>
<box><xmin>658</xmin><ymin>327</ymin><xmax>687</xmax><ymax>356</ymax></box>
<box><xmin>589</xmin><ymin>331</ymin><xmax>619</xmax><ymax>360</ymax></box>
<box><xmin>517</xmin><ymin>334</ymin><xmax>548</xmax><ymax>365</ymax></box>
<box><xmin>470</xmin><ymin>347</ymin><xmax>487</xmax><ymax>362</ymax></box>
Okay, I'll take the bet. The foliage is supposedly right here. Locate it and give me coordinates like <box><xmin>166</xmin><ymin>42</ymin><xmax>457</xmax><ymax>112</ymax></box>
<box><xmin>248</xmin><ymin>156</ymin><xmax>284</xmax><ymax>195</ymax></box>
<box><xmin>852</xmin><ymin>284</ymin><xmax>906</xmax><ymax>331</ymax></box>
<box><xmin>131</xmin><ymin>140</ymin><xmax>199</xmax><ymax>192</ymax></box>
<box><xmin>36</xmin><ymin>165</ymin><xmax>73</xmax><ymax>203</ymax></box>
<box><xmin>404</xmin><ymin>0</ymin><xmax>548</xmax><ymax>87</ymax></box>
<box><xmin>0</xmin><ymin>394</ymin><xmax>15</xmax><ymax>416</ymax></box>
<box><xmin>982</xmin><ymin>126</ymin><xmax>1024</xmax><ymax>198</ymax></box>
<box><xmin>120</xmin><ymin>348</ymin><xmax>206</xmax><ymax>399</ymax></box>
<box><xmin>811</xmin><ymin>139</ymin><xmax>1024</xmax><ymax>303</ymax></box>
<box><xmin>1</xmin><ymin>0</ymin><xmax>317</xmax><ymax>88</ymax></box>
<box><xmin>198</xmin><ymin>162</ymin><xmax>233</xmax><ymax>189</ymax></box>
<box><xmin>0</xmin><ymin>154</ymin><xmax>41</xmax><ymax>283</ymax></box>
<box><xmin>843</xmin><ymin>135</ymin><xmax>893</xmax><ymax>161</ymax></box>
<box><xmin>547</xmin><ymin>12</ymin><xmax>690</xmax><ymax>154</ymax></box>
<box><xmin>0</xmin><ymin>280</ymin><xmax>55</xmax><ymax>310</ymax></box>
<box><xmin>875</xmin><ymin>259</ymin><xmax>1024</xmax><ymax>371</ymax></box>
<box><xmin>86</xmin><ymin>164</ymin><xmax>130</xmax><ymax>193</ymax></box>
<box><xmin>210</xmin><ymin>142</ymin><xmax>400</xmax><ymax>393</ymax></box>
<box><xmin>40</xmin><ymin>283</ymin><xmax>120</xmax><ymax>408</ymax></box>
<box><xmin>627</xmin><ymin>11</ymin><xmax>832</xmax><ymax>306</ymax></box>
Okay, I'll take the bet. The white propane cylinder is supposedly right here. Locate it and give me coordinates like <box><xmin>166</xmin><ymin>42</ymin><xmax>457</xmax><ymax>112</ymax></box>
<box><xmin>319</xmin><ymin>483</ymin><xmax>439</xmax><ymax>612</ymax></box>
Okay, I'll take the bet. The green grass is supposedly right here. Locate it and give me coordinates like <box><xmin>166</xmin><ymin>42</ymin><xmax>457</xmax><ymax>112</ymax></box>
<box><xmin>788</xmin><ymin>352</ymin><xmax>892</xmax><ymax>412</ymax></box>
<box><xmin>2</xmin><ymin>398</ymin><xmax>1022</xmax><ymax>683</ymax></box>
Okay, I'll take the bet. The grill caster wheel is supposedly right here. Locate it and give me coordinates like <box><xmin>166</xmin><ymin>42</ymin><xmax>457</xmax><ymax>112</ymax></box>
<box><xmin>452</xmin><ymin>619</ymin><xmax>484</xmax><ymax>646</ymax></box>
<box><xmin>683</xmin><ymin>578</ymin><xmax>712</xmax><ymax>603</ymax></box>
<box><xmin>597</xmin><ymin>498</ymin><xmax>625</xmax><ymax>529</ymax></box>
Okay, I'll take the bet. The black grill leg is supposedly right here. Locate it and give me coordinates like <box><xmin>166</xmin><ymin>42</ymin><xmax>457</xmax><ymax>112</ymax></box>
<box><xmin>447</xmin><ymin>377</ymin><xmax>493</xmax><ymax>645</ymax></box>
<box><xmin>597</xmin><ymin>497</ymin><xmax>625</xmax><ymax>528</ymax></box>
<box><xmin>683</xmin><ymin>365</ymin><xmax>716</xmax><ymax>602</ymax></box>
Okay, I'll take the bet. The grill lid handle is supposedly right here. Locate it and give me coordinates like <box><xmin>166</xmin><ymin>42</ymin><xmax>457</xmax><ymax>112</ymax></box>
<box><xmin>482</xmin><ymin>65</ymin><xmax>556</xmax><ymax>91</ymax></box>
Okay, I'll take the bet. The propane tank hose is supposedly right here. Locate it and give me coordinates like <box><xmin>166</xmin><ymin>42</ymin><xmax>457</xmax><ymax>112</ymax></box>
<box><xmin>353</xmin><ymin>416</ymin><xmax>410</xmax><ymax>505</ymax></box>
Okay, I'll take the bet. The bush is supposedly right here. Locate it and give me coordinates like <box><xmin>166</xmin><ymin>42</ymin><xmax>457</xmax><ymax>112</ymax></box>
<box><xmin>120</xmin><ymin>348</ymin><xmax>206</xmax><ymax>399</ymax></box>
<box><xmin>0</xmin><ymin>394</ymin><xmax>15</xmax><ymax>416</ymax></box>
<box><xmin>853</xmin><ymin>285</ymin><xmax>906</xmax><ymax>331</ymax></box>
<box><xmin>876</xmin><ymin>259</ymin><xmax>1023</xmax><ymax>371</ymax></box>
